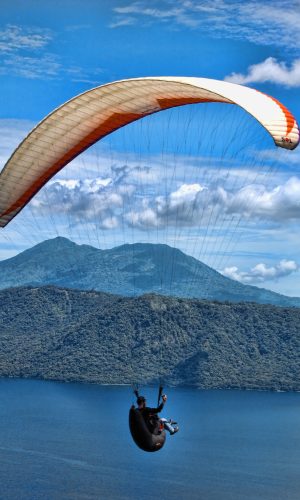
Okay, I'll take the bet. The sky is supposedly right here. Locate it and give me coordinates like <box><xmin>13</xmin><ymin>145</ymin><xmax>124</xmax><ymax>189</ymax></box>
<box><xmin>0</xmin><ymin>0</ymin><xmax>300</xmax><ymax>296</ymax></box>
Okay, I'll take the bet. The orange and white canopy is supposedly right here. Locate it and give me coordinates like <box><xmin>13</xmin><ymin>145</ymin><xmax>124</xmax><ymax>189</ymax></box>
<box><xmin>0</xmin><ymin>76</ymin><xmax>299</xmax><ymax>228</ymax></box>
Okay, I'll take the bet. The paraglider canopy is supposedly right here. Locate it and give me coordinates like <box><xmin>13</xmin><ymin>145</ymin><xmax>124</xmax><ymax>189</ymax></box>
<box><xmin>0</xmin><ymin>76</ymin><xmax>299</xmax><ymax>228</ymax></box>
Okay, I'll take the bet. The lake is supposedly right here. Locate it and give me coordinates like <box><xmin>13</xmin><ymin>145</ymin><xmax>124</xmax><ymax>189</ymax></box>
<box><xmin>0</xmin><ymin>379</ymin><xmax>300</xmax><ymax>500</ymax></box>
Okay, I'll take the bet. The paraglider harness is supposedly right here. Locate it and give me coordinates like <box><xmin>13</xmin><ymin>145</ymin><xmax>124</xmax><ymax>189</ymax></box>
<box><xmin>129</xmin><ymin>384</ymin><xmax>167</xmax><ymax>452</ymax></box>
<box><xmin>134</xmin><ymin>385</ymin><xmax>164</xmax><ymax>433</ymax></box>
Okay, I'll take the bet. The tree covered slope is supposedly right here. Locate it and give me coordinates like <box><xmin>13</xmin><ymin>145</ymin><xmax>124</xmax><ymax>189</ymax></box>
<box><xmin>0</xmin><ymin>286</ymin><xmax>299</xmax><ymax>390</ymax></box>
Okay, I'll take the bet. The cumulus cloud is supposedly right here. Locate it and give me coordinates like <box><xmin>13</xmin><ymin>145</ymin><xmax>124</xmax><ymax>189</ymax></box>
<box><xmin>221</xmin><ymin>259</ymin><xmax>299</xmax><ymax>283</ymax></box>
<box><xmin>225</xmin><ymin>57</ymin><xmax>300</xmax><ymax>87</ymax></box>
<box><xmin>31</xmin><ymin>177</ymin><xmax>131</xmax><ymax>229</ymax></box>
<box><xmin>125</xmin><ymin>183</ymin><xmax>208</xmax><ymax>228</ymax></box>
<box><xmin>228</xmin><ymin>177</ymin><xmax>300</xmax><ymax>221</ymax></box>
<box><xmin>125</xmin><ymin>176</ymin><xmax>300</xmax><ymax>230</ymax></box>
<box><xmin>31</xmin><ymin>162</ymin><xmax>166</xmax><ymax>230</ymax></box>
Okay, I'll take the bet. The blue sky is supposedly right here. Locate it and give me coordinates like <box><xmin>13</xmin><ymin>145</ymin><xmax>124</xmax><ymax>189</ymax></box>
<box><xmin>1</xmin><ymin>0</ymin><xmax>300</xmax><ymax>296</ymax></box>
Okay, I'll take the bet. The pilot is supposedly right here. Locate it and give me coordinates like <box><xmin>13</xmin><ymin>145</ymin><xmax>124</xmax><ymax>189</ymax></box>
<box><xmin>136</xmin><ymin>394</ymin><xmax>179</xmax><ymax>435</ymax></box>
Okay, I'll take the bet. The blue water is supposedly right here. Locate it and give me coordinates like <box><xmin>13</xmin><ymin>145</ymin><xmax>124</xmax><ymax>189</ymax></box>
<box><xmin>1</xmin><ymin>380</ymin><xmax>300</xmax><ymax>500</ymax></box>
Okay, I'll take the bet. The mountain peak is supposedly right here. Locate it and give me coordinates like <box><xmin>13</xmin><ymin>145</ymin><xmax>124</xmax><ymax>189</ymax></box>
<box><xmin>35</xmin><ymin>236</ymin><xmax>76</xmax><ymax>249</ymax></box>
<box><xmin>16</xmin><ymin>237</ymin><xmax>98</xmax><ymax>259</ymax></box>
<box><xmin>0</xmin><ymin>237</ymin><xmax>299</xmax><ymax>307</ymax></box>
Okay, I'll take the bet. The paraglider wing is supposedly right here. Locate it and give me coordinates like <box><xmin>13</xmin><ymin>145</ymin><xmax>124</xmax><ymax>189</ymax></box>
<box><xmin>0</xmin><ymin>77</ymin><xmax>299</xmax><ymax>227</ymax></box>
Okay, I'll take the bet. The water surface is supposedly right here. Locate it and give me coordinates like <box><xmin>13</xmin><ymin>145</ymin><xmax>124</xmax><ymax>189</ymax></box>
<box><xmin>1</xmin><ymin>379</ymin><xmax>300</xmax><ymax>499</ymax></box>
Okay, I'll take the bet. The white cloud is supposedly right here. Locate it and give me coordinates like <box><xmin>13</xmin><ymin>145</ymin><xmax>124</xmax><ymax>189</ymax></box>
<box><xmin>28</xmin><ymin>159</ymin><xmax>161</xmax><ymax>230</ymax></box>
<box><xmin>228</xmin><ymin>177</ymin><xmax>300</xmax><ymax>221</ymax></box>
<box><xmin>112</xmin><ymin>2</ymin><xmax>199</xmax><ymax>28</ymax></box>
<box><xmin>225</xmin><ymin>57</ymin><xmax>300</xmax><ymax>87</ymax></box>
<box><xmin>0</xmin><ymin>24</ymin><xmax>52</xmax><ymax>53</ymax></box>
<box><xmin>0</xmin><ymin>24</ymin><xmax>62</xmax><ymax>80</ymax></box>
<box><xmin>89</xmin><ymin>175</ymin><xmax>300</xmax><ymax>228</ymax></box>
<box><xmin>170</xmin><ymin>183</ymin><xmax>204</xmax><ymax>201</ymax></box>
<box><xmin>109</xmin><ymin>17</ymin><xmax>137</xmax><ymax>28</ymax></box>
<box><xmin>221</xmin><ymin>259</ymin><xmax>299</xmax><ymax>283</ymax></box>
<box><xmin>30</xmin><ymin>174</ymin><xmax>135</xmax><ymax>229</ymax></box>
<box><xmin>0</xmin><ymin>24</ymin><xmax>60</xmax><ymax>80</ymax></box>
<box><xmin>0</xmin><ymin>50</ymin><xmax>103</xmax><ymax>82</ymax></box>
<box><xmin>126</xmin><ymin>182</ymin><xmax>209</xmax><ymax>228</ymax></box>
<box><xmin>0</xmin><ymin>24</ymin><xmax>104</xmax><ymax>82</ymax></box>
<box><xmin>126</xmin><ymin>207</ymin><xmax>158</xmax><ymax>228</ymax></box>
<box><xmin>125</xmin><ymin>176</ymin><xmax>300</xmax><ymax>230</ymax></box>
<box><xmin>100</xmin><ymin>216</ymin><xmax>119</xmax><ymax>229</ymax></box>
<box><xmin>109</xmin><ymin>0</ymin><xmax>300</xmax><ymax>48</ymax></box>
<box><xmin>256</xmin><ymin>147</ymin><xmax>300</xmax><ymax>166</ymax></box>
<box><xmin>0</xmin><ymin>53</ymin><xmax>61</xmax><ymax>79</ymax></box>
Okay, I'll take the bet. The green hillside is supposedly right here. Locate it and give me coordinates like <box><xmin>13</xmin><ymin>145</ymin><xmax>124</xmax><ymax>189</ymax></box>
<box><xmin>1</xmin><ymin>286</ymin><xmax>299</xmax><ymax>390</ymax></box>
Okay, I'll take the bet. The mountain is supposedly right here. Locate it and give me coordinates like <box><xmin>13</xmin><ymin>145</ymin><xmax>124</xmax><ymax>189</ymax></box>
<box><xmin>0</xmin><ymin>236</ymin><xmax>300</xmax><ymax>307</ymax></box>
<box><xmin>0</xmin><ymin>286</ymin><xmax>299</xmax><ymax>390</ymax></box>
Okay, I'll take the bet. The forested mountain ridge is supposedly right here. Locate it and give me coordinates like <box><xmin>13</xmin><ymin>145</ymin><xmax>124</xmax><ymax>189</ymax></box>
<box><xmin>1</xmin><ymin>286</ymin><xmax>299</xmax><ymax>391</ymax></box>
<box><xmin>1</xmin><ymin>237</ymin><xmax>300</xmax><ymax>307</ymax></box>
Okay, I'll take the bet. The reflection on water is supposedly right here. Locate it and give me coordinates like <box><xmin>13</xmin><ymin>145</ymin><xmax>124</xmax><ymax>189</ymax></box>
<box><xmin>1</xmin><ymin>379</ymin><xmax>300</xmax><ymax>500</ymax></box>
